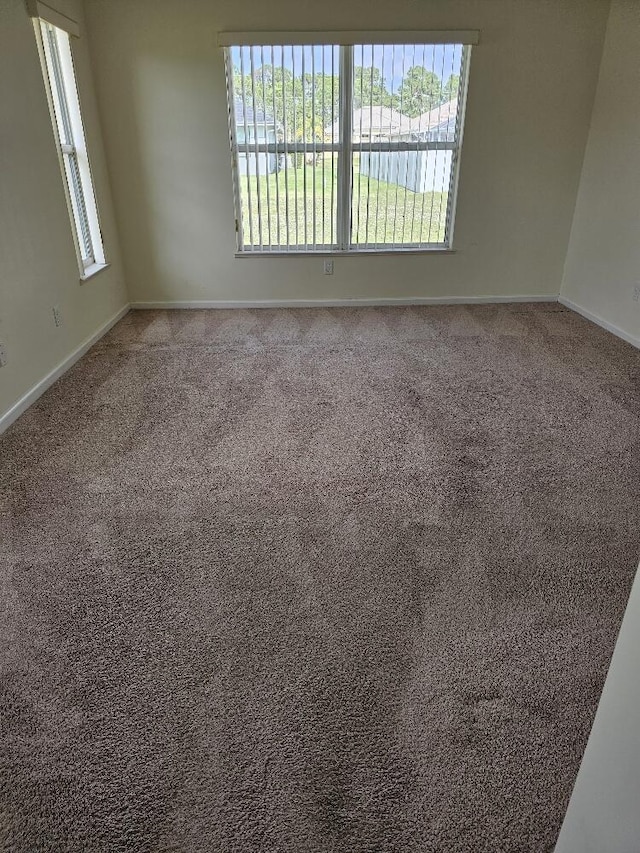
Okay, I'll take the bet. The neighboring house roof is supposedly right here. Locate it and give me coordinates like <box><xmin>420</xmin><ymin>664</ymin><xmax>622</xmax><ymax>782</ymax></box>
<box><xmin>408</xmin><ymin>99</ymin><xmax>458</xmax><ymax>136</ymax></box>
<box><xmin>325</xmin><ymin>99</ymin><xmax>458</xmax><ymax>140</ymax></box>
<box><xmin>234</xmin><ymin>97</ymin><xmax>275</xmax><ymax>127</ymax></box>
<box><xmin>325</xmin><ymin>106</ymin><xmax>408</xmax><ymax>139</ymax></box>
<box><xmin>354</xmin><ymin>106</ymin><xmax>409</xmax><ymax>135</ymax></box>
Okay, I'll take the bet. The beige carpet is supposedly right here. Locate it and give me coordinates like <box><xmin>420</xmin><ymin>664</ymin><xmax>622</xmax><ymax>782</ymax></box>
<box><xmin>1</xmin><ymin>304</ymin><xmax>639</xmax><ymax>852</ymax></box>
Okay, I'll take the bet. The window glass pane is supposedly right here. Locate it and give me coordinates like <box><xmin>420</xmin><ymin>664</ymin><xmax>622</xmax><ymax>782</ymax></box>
<box><xmin>351</xmin><ymin>43</ymin><xmax>463</xmax><ymax>248</ymax></box>
<box><xmin>352</xmin><ymin>150</ymin><xmax>451</xmax><ymax>246</ymax></box>
<box><xmin>65</xmin><ymin>153</ymin><xmax>94</xmax><ymax>262</ymax></box>
<box><xmin>230</xmin><ymin>44</ymin><xmax>340</xmax><ymax>250</ymax></box>
<box><xmin>43</xmin><ymin>23</ymin><xmax>74</xmax><ymax>147</ymax></box>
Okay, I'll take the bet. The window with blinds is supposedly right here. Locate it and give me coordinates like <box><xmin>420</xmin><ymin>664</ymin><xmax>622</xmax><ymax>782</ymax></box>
<box><xmin>35</xmin><ymin>18</ymin><xmax>105</xmax><ymax>274</ymax></box>
<box><xmin>222</xmin><ymin>34</ymin><xmax>474</xmax><ymax>254</ymax></box>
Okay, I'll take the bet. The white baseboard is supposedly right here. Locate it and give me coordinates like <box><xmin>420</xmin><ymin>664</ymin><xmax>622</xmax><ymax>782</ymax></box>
<box><xmin>130</xmin><ymin>295</ymin><xmax>558</xmax><ymax>310</ymax></box>
<box><xmin>0</xmin><ymin>304</ymin><xmax>130</xmax><ymax>436</ymax></box>
<box><xmin>559</xmin><ymin>297</ymin><xmax>639</xmax><ymax>349</ymax></box>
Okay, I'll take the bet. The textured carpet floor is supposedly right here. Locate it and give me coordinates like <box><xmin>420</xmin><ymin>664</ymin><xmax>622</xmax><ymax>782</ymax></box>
<box><xmin>1</xmin><ymin>304</ymin><xmax>639</xmax><ymax>852</ymax></box>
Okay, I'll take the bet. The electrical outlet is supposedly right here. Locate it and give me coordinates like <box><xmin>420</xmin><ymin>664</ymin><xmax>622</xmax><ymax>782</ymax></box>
<box><xmin>0</xmin><ymin>343</ymin><xmax>6</xmax><ymax>368</ymax></box>
<box><xmin>323</xmin><ymin>259</ymin><xmax>334</xmax><ymax>275</ymax></box>
<box><xmin>633</xmin><ymin>286</ymin><xmax>640</xmax><ymax>303</ymax></box>
<box><xmin>52</xmin><ymin>305</ymin><xmax>62</xmax><ymax>327</ymax></box>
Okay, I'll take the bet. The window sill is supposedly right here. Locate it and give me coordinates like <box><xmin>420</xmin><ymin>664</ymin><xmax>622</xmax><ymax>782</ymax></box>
<box><xmin>234</xmin><ymin>249</ymin><xmax>456</xmax><ymax>258</ymax></box>
<box><xmin>80</xmin><ymin>262</ymin><xmax>110</xmax><ymax>282</ymax></box>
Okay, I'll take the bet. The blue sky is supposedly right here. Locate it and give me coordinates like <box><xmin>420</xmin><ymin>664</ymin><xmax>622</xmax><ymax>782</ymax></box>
<box><xmin>231</xmin><ymin>44</ymin><xmax>463</xmax><ymax>93</ymax></box>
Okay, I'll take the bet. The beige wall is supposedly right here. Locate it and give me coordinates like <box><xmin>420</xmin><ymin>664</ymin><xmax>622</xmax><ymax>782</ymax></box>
<box><xmin>83</xmin><ymin>0</ymin><xmax>610</xmax><ymax>305</ymax></box>
<box><xmin>0</xmin><ymin>0</ymin><xmax>128</xmax><ymax>424</ymax></box>
<box><xmin>560</xmin><ymin>0</ymin><xmax>640</xmax><ymax>346</ymax></box>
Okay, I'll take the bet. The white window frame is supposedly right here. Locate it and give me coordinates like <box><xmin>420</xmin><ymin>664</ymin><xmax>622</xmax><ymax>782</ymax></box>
<box><xmin>34</xmin><ymin>17</ymin><xmax>107</xmax><ymax>278</ymax></box>
<box><xmin>220</xmin><ymin>31</ymin><xmax>477</xmax><ymax>256</ymax></box>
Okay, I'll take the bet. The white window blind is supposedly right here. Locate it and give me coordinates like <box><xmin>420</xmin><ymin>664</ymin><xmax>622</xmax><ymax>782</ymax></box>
<box><xmin>223</xmin><ymin>36</ymin><xmax>473</xmax><ymax>254</ymax></box>
<box><xmin>35</xmin><ymin>19</ymin><xmax>105</xmax><ymax>273</ymax></box>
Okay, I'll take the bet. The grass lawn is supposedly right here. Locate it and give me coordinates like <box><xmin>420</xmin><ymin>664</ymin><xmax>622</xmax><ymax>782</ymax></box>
<box><xmin>238</xmin><ymin>156</ymin><xmax>449</xmax><ymax>249</ymax></box>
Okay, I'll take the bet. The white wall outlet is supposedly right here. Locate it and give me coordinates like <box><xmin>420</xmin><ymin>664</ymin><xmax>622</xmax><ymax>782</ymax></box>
<box><xmin>0</xmin><ymin>343</ymin><xmax>6</xmax><ymax>368</ymax></box>
<box><xmin>633</xmin><ymin>286</ymin><xmax>640</xmax><ymax>303</ymax></box>
<box><xmin>52</xmin><ymin>305</ymin><xmax>62</xmax><ymax>327</ymax></box>
<box><xmin>323</xmin><ymin>259</ymin><xmax>334</xmax><ymax>275</ymax></box>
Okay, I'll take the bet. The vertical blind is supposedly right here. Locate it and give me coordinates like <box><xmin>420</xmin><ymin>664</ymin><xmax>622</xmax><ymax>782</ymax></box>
<box><xmin>223</xmin><ymin>37</ymin><xmax>472</xmax><ymax>253</ymax></box>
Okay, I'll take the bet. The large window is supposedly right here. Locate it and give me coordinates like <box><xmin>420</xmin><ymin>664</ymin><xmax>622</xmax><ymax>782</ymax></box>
<box><xmin>35</xmin><ymin>17</ymin><xmax>106</xmax><ymax>276</ymax></box>
<box><xmin>222</xmin><ymin>32</ymin><xmax>476</xmax><ymax>254</ymax></box>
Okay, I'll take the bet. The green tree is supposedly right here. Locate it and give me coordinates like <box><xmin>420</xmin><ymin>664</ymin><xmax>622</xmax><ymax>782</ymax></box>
<box><xmin>393</xmin><ymin>67</ymin><xmax>442</xmax><ymax>118</ymax></box>
<box><xmin>441</xmin><ymin>74</ymin><xmax>460</xmax><ymax>104</ymax></box>
<box><xmin>352</xmin><ymin>66</ymin><xmax>392</xmax><ymax>110</ymax></box>
<box><xmin>234</xmin><ymin>65</ymin><xmax>344</xmax><ymax>168</ymax></box>
<box><xmin>234</xmin><ymin>66</ymin><xmax>339</xmax><ymax>145</ymax></box>
<box><xmin>302</xmin><ymin>72</ymin><xmax>340</xmax><ymax>136</ymax></box>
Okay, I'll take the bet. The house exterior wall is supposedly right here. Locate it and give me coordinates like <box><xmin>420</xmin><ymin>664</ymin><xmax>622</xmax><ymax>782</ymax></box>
<box><xmin>237</xmin><ymin>151</ymin><xmax>277</xmax><ymax>177</ymax></box>
<box><xmin>235</xmin><ymin>124</ymin><xmax>278</xmax><ymax>176</ymax></box>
